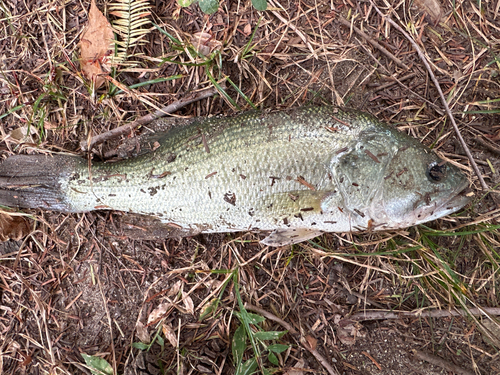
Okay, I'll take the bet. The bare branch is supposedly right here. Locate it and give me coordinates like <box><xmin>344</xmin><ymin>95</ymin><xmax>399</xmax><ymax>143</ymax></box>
<box><xmin>370</xmin><ymin>1</ymin><xmax>489</xmax><ymax>191</ymax></box>
<box><xmin>337</xmin><ymin>16</ymin><xmax>409</xmax><ymax>70</ymax></box>
<box><xmin>412</xmin><ymin>350</ymin><xmax>475</xmax><ymax>375</ymax></box>
<box><xmin>80</xmin><ymin>86</ymin><xmax>219</xmax><ymax>151</ymax></box>
<box><xmin>349</xmin><ymin>307</ymin><xmax>500</xmax><ymax>321</ymax></box>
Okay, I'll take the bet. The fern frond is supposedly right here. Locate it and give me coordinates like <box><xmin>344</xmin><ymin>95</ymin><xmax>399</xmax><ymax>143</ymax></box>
<box><xmin>108</xmin><ymin>0</ymin><xmax>152</xmax><ymax>63</ymax></box>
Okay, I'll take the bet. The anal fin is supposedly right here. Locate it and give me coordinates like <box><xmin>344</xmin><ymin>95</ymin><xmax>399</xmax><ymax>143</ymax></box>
<box><xmin>261</xmin><ymin>228</ymin><xmax>323</xmax><ymax>247</ymax></box>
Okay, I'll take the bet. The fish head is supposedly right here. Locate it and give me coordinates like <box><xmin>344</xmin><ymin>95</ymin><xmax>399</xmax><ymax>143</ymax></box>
<box><xmin>372</xmin><ymin>141</ymin><xmax>471</xmax><ymax>229</ymax></box>
<box><xmin>327</xmin><ymin>126</ymin><xmax>471</xmax><ymax>231</ymax></box>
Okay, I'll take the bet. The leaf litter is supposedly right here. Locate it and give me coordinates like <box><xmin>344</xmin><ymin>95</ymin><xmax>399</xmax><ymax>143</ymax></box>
<box><xmin>0</xmin><ymin>211</ymin><xmax>30</xmax><ymax>241</ymax></box>
<box><xmin>79</xmin><ymin>0</ymin><xmax>114</xmax><ymax>88</ymax></box>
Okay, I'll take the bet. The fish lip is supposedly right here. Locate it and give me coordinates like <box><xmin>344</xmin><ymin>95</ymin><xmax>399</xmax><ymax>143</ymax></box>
<box><xmin>422</xmin><ymin>178</ymin><xmax>472</xmax><ymax>222</ymax></box>
<box><xmin>440</xmin><ymin>189</ymin><xmax>472</xmax><ymax>212</ymax></box>
<box><xmin>441</xmin><ymin>178</ymin><xmax>471</xmax><ymax>210</ymax></box>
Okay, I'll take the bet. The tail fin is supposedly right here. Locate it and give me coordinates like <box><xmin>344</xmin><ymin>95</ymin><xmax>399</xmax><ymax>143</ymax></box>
<box><xmin>0</xmin><ymin>154</ymin><xmax>81</xmax><ymax>212</ymax></box>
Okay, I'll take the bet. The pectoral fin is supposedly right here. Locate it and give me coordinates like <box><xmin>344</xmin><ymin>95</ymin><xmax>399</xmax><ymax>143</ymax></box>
<box><xmin>261</xmin><ymin>228</ymin><xmax>324</xmax><ymax>247</ymax></box>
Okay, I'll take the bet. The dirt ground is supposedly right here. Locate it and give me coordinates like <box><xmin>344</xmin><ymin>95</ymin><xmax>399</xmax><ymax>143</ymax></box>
<box><xmin>1</xmin><ymin>0</ymin><xmax>500</xmax><ymax>374</ymax></box>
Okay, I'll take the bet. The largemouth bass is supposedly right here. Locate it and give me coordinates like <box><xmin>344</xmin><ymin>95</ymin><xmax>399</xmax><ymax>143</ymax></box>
<box><xmin>0</xmin><ymin>106</ymin><xmax>470</xmax><ymax>246</ymax></box>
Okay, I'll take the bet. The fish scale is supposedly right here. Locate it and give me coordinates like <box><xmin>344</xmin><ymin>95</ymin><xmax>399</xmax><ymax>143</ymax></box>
<box><xmin>0</xmin><ymin>106</ymin><xmax>470</xmax><ymax>246</ymax></box>
<box><xmin>66</xmin><ymin>108</ymin><xmax>350</xmax><ymax>230</ymax></box>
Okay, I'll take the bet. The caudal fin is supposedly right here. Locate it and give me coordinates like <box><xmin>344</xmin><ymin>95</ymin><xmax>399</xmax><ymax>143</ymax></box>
<box><xmin>0</xmin><ymin>154</ymin><xmax>81</xmax><ymax>212</ymax></box>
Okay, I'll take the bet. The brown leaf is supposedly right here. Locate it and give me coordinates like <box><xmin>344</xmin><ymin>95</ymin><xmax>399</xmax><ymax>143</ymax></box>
<box><xmin>182</xmin><ymin>289</ymin><xmax>195</xmax><ymax>315</ymax></box>
<box><xmin>147</xmin><ymin>302</ymin><xmax>172</xmax><ymax>324</ymax></box>
<box><xmin>162</xmin><ymin>323</ymin><xmax>178</xmax><ymax>347</ymax></box>
<box><xmin>135</xmin><ymin>321</ymin><xmax>150</xmax><ymax>344</ymax></box>
<box><xmin>414</xmin><ymin>0</ymin><xmax>443</xmax><ymax>24</ymax></box>
<box><xmin>80</xmin><ymin>0</ymin><xmax>114</xmax><ymax>88</ymax></box>
<box><xmin>191</xmin><ymin>32</ymin><xmax>222</xmax><ymax>56</ymax></box>
<box><xmin>0</xmin><ymin>212</ymin><xmax>30</xmax><ymax>242</ymax></box>
<box><xmin>243</xmin><ymin>23</ymin><xmax>252</xmax><ymax>36</ymax></box>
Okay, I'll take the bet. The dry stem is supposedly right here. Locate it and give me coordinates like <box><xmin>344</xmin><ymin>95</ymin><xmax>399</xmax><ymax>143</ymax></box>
<box><xmin>337</xmin><ymin>16</ymin><xmax>409</xmax><ymax>70</ymax></box>
<box><xmin>412</xmin><ymin>350</ymin><xmax>475</xmax><ymax>375</ymax></box>
<box><xmin>80</xmin><ymin>86</ymin><xmax>219</xmax><ymax>151</ymax></box>
<box><xmin>349</xmin><ymin>307</ymin><xmax>500</xmax><ymax>321</ymax></box>
<box><xmin>370</xmin><ymin>1</ymin><xmax>489</xmax><ymax>191</ymax></box>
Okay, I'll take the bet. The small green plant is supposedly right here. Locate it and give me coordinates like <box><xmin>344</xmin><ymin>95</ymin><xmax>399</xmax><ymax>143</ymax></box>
<box><xmin>231</xmin><ymin>270</ymin><xmax>289</xmax><ymax>375</ymax></box>
<box><xmin>132</xmin><ymin>324</ymin><xmax>165</xmax><ymax>351</ymax></box>
<box><xmin>81</xmin><ymin>353</ymin><xmax>113</xmax><ymax>375</ymax></box>
<box><xmin>198</xmin><ymin>268</ymin><xmax>290</xmax><ymax>374</ymax></box>
<box><xmin>154</xmin><ymin>22</ymin><xmax>257</xmax><ymax>110</ymax></box>
<box><xmin>178</xmin><ymin>0</ymin><xmax>267</xmax><ymax>14</ymax></box>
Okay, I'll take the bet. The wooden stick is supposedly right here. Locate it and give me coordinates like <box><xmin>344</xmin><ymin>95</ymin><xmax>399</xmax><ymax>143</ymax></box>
<box><xmin>337</xmin><ymin>16</ymin><xmax>409</xmax><ymax>70</ymax></box>
<box><xmin>475</xmin><ymin>136</ymin><xmax>500</xmax><ymax>156</ymax></box>
<box><xmin>412</xmin><ymin>350</ymin><xmax>475</xmax><ymax>375</ymax></box>
<box><xmin>80</xmin><ymin>86</ymin><xmax>219</xmax><ymax>151</ymax></box>
<box><xmin>349</xmin><ymin>307</ymin><xmax>500</xmax><ymax>321</ymax></box>
<box><xmin>370</xmin><ymin>1</ymin><xmax>489</xmax><ymax>191</ymax></box>
<box><xmin>268</xmin><ymin>0</ymin><xmax>318</xmax><ymax>58</ymax></box>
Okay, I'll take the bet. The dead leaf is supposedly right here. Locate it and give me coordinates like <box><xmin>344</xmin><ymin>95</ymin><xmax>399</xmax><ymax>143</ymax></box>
<box><xmin>135</xmin><ymin>321</ymin><xmax>150</xmax><ymax>344</ymax></box>
<box><xmin>162</xmin><ymin>323</ymin><xmax>178</xmax><ymax>347</ymax></box>
<box><xmin>284</xmin><ymin>359</ymin><xmax>306</xmax><ymax>375</ymax></box>
<box><xmin>182</xmin><ymin>289</ymin><xmax>195</xmax><ymax>315</ymax></box>
<box><xmin>414</xmin><ymin>0</ymin><xmax>443</xmax><ymax>24</ymax></box>
<box><xmin>0</xmin><ymin>212</ymin><xmax>30</xmax><ymax>242</ymax></box>
<box><xmin>80</xmin><ymin>0</ymin><xmax>114</xmax><ymax>88</ymax></box>
<box><xmin>167</xmin><ymin>280</ymin><xmax>182</xmax><ymax>298</ymax></box>
<box><xmin>147</xmin><ymin>302</ymin><xmax>172</xmax><ymax>324</ymax></box>
<box><xmin>191</xmin><ymin>32</ymin><xmax>222</xmax><ymax>56</ymax></box>
<box><xmin>243</xmin><ymin>23</ymin><xmax>252</xmax><ymax>36</ymax></box>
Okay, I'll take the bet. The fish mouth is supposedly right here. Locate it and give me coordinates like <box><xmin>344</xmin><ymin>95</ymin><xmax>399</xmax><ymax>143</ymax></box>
<box><xmin>415</xmin><ymin>179</ymin><xmax>472</xmax><ymax>224</ymax></box>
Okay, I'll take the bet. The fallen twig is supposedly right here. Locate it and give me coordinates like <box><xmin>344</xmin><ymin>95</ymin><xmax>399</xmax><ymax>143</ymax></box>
<box><xmin>80</xmin><ymin>86</ymin><xmax>219</xmax><ymax>151</ymax></box>
<box><xmin>370</xmin><ymin>1</ymin><xmax>489</xmax><ymax>191</ymax></box>
<box><xmin>268</xmin><ymin>0</ymin><xmax>318</xmax><ymax>58</ymax></box>
<box><xmin>356</xmin><ymin>41</ymin><xmax>445</xmax><ymax>114</ymax></box>
<box><xmin>245</xmin><ymin>303</ymin><xmax>340</xmax><ymax>375</ymax></box>
<box><xmin>412</xmin><ymin>350</ymin><xmax>475</xmax><ymax>375</ymax></box>
<box><xmin>349</xmin><ymin>307</ymin><xmax>500</xmax><ymax>321</ymax></box>
<box><xmin>368</xmin><ymin>72</ymin><xmax>417</xmax><ymax>92</ymax></box>
<box><xmin>97</xmin><ymin>273</ymin><xmax>117</xmax><ymax>375</ymax></box>
<box><xmin>475</xmin><ymin>136</ymin><xmax>500</xmax><ymax>156</ymax></box>
<box><xmin>337</xmin><ymin>16</ymin><xmax>409</xmax><ymax>70</ymax></box>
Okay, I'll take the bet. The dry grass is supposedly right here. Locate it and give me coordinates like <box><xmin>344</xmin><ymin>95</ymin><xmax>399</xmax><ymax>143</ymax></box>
<box><xmin>1</xmin><ymin>0</ymin><xmax>500</xmax><ymax>374</ymax></box>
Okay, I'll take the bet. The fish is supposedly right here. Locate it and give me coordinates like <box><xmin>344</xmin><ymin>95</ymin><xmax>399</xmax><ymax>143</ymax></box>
<box><xmin>0</xmin><ymin>106</ymin><xmax>470</xmax><ymax>246</ymax></box>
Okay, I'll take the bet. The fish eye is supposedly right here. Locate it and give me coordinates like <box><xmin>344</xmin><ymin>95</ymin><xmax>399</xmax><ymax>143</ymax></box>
<box><xmin>427</xmin><ymin>161</ymin><xmax>447</xmax><ymax>182</ymax></box>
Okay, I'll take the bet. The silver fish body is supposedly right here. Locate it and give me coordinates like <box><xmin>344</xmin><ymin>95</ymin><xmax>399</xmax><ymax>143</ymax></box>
<box><xmin>0</xmin><ymin>106</ymin><xmax>470</xmax><ymax>246</ymax></box>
